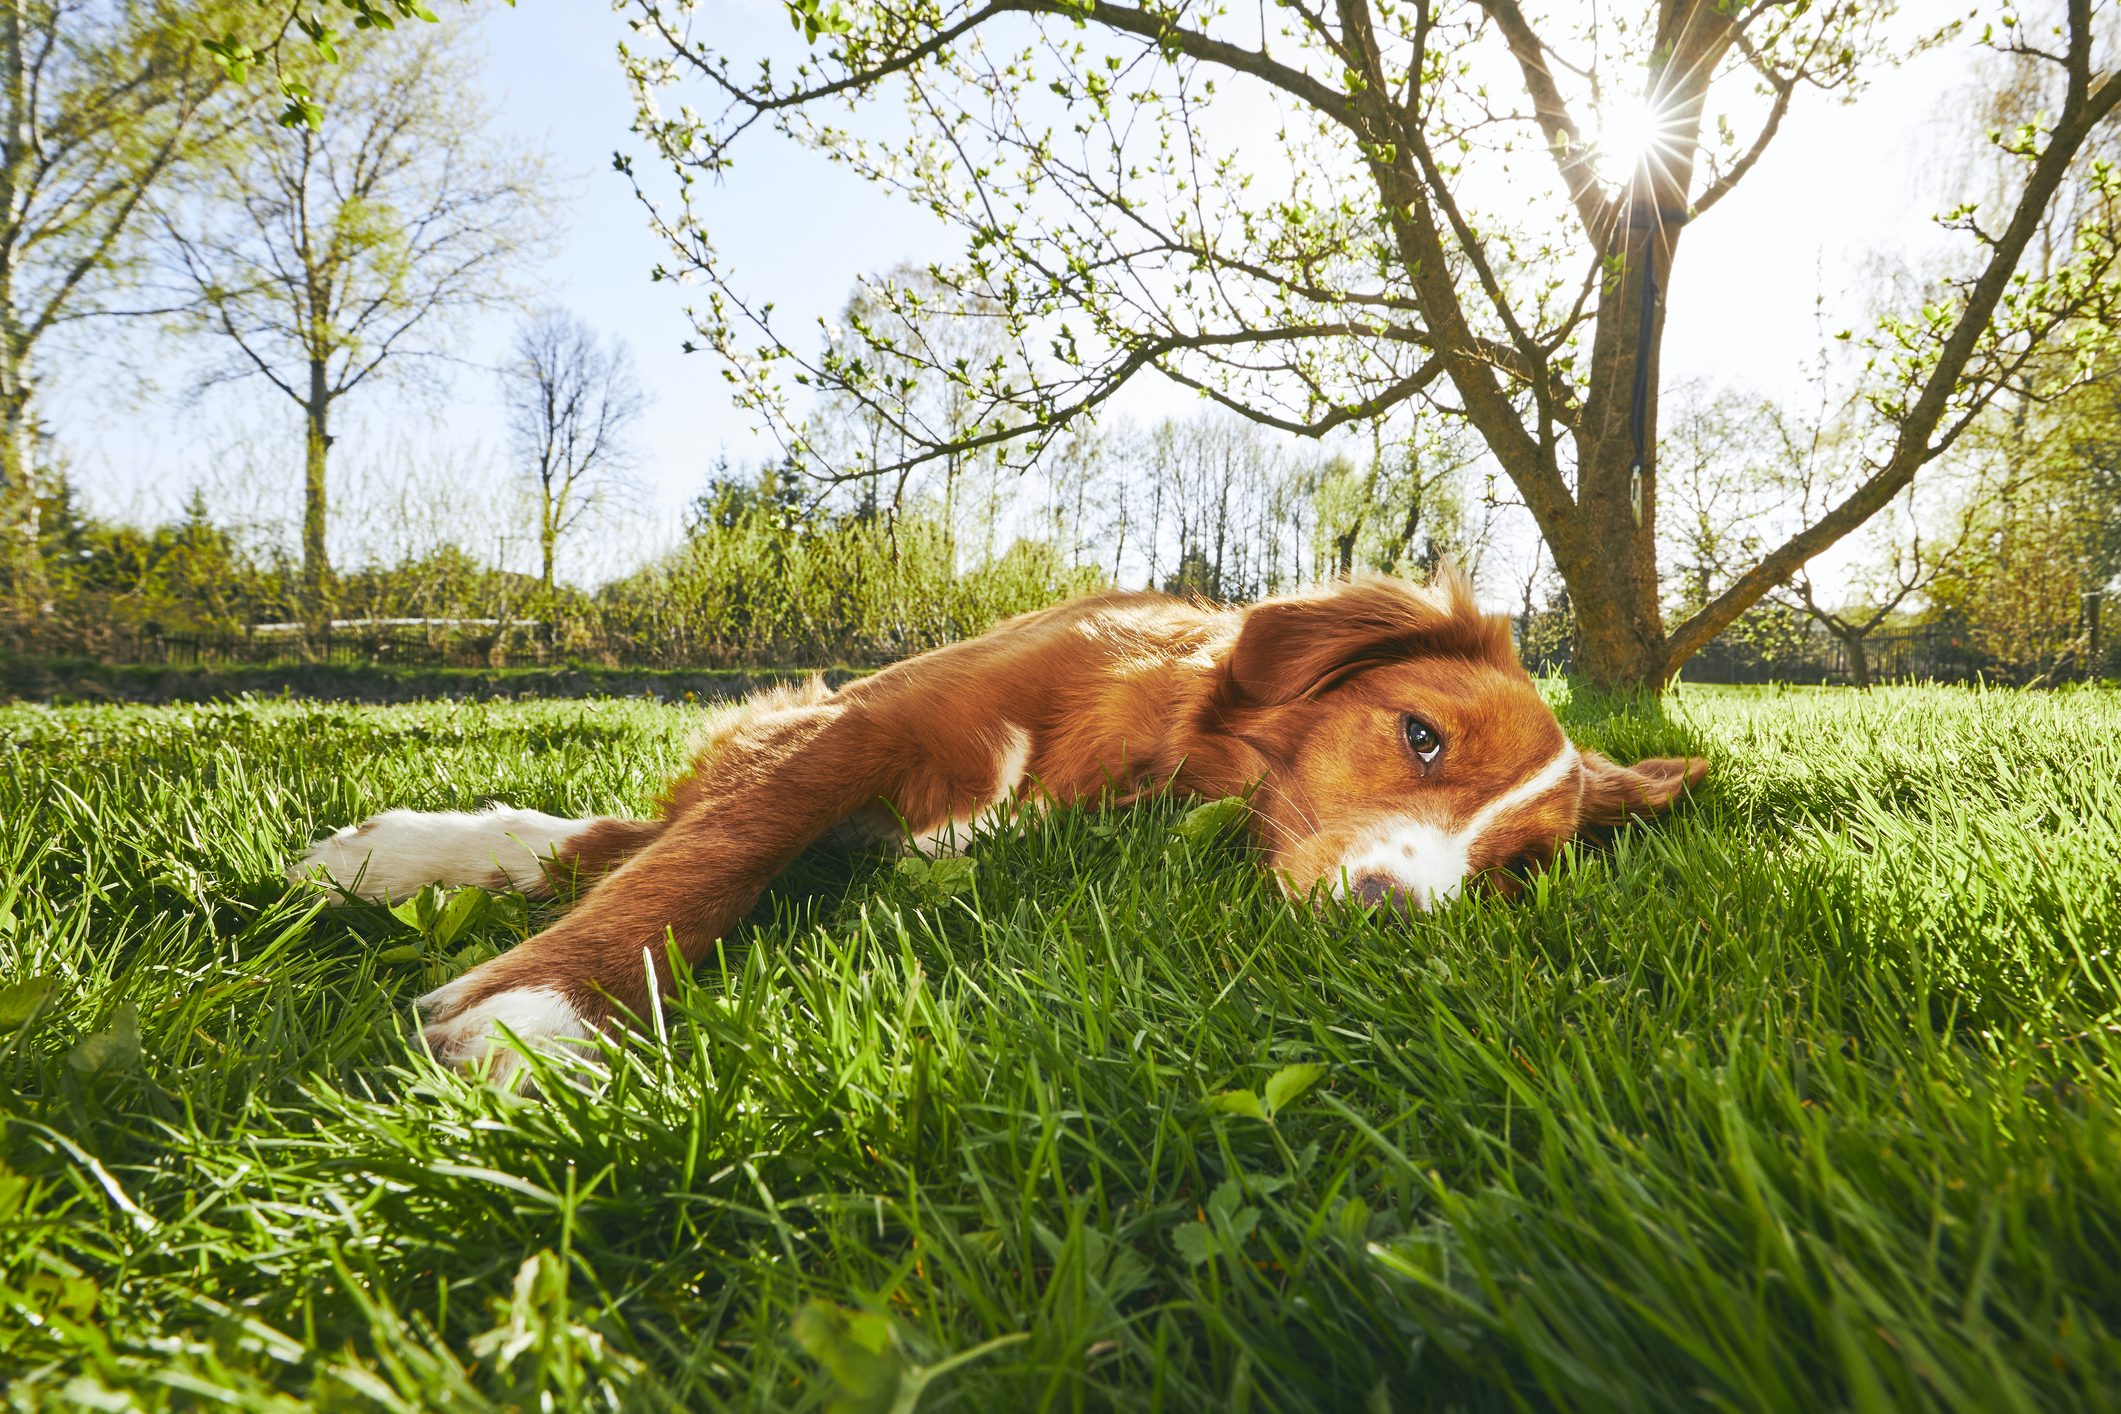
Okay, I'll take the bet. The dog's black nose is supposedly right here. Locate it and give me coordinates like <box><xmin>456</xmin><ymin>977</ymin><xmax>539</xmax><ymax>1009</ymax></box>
<box><xmin>1351</xmin><ymin>872</ymin><xmax>1426</xmax><ymax>918</ymax></box>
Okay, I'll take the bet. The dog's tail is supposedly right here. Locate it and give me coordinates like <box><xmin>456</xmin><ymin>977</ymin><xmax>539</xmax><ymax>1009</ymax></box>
<box><xmin>288</xmin><ymin>806</ymin><xmax>666</xmax><ymax>902</ymax></box>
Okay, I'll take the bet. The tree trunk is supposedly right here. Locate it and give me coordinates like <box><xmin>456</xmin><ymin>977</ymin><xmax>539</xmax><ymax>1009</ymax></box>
<box><xmin>1110</xmin><ymin>492</ymin><xmax>1128</xmax><ymax>583</ymax></box>
<box><xmin>0</xmin><ymin>369</ymin><xmax>38</xmax><ymax>639</ymax></box>
<box><xmin>0</xmin><ymin>0</ymin><xmax>40</xmax><ymax>643</ymax></box>
<box><xmin>302</xmin><ymin>361</ymin><xmax>332</xmax><ymax>647</ymax></box>
<box><xmin>1385</xmin><ymin>485</ymin><xmax>1423</xmax><ymax>574</ymax></box>
<box><xmin>1561</xmin><ymin>227</ymin><xmax>1671</xmax><ymax>695</ymax></box>
<box><xmin>540</xmin><ymin>503</ymin><xmax>556</xmax><ymax>606</ymax></box>
<box><xmin>1334</xmin><ymin>526</ymin><xmax>1358</xmax><ymax>578</ymax></box>
<box><xmin>942</xmin><ymin>453</ymin><xmax>958</xmax><ymax>572</ymax></box>
<box><xmin>1843</xmin><ymin>631</ymin><xmax>1871</xmax><ymax>690</ymax></box>
<box><xmin>1376</xmin><ymin>0</ymin><xmax>1727</xmax><ymax>696</ymax></box>
<box><xmin>1550</xmin><ymin>2</ymin><xmax>1727</xmax><ymax>696</ymax></box>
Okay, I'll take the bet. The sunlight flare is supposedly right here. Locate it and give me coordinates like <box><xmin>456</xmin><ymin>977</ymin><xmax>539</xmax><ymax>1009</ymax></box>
<box><xmin>1591</xmin><ymin>91</ymin><xmax>1681</xmax><ymax>185</ymax></box>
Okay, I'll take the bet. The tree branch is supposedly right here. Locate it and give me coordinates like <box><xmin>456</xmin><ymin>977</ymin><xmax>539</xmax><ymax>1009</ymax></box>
<box><xmin>1476</xmin><ymin>0</ymin><xmax>1609</xmax><ymax>237</ymax></box>
<box><xmin>1157</xmin><ymin>355</ymin><xmax>1444</xmax><ymax>435</ymax></box>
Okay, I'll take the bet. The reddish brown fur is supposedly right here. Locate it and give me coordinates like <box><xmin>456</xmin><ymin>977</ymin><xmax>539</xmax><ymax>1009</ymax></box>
<box><xmin>416</xmin><ymin>572</ymin><xmax>1707</xmax><ymax>1044</ymax></box>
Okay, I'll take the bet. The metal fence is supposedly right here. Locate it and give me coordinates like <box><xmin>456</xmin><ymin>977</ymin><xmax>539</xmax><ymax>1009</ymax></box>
<box><xmin>1519</xmin><ymin>619</ymin><xmax>2103</xmax><ymax>686</ymax></box>
<box><xmin>113</xmin><ymin>622</ymin><xmax>554</xmax><ymax>670</ymax></box>
<box><xmin>1677</xmin><ymin>626</ymin><xmax>1987</xmax><ymax>686</ymax></box>
<box><xmin>43</xmin><ymin>612</ymin><xmax>2113</xmax><ymax>686</ymax></box>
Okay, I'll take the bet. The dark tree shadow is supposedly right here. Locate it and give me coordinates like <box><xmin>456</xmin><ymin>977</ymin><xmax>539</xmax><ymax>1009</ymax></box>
<box><xmin>1549</xmin><ymin>677</ymin><xmax>1717</xmax><ymax>765</ymax></box>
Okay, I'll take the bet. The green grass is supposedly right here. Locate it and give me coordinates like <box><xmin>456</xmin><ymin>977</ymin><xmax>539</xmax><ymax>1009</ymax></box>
<box><xmin>3</xmin><ymin>685</ymin><xmax>2119</xmax><ymax>1411</ymax></box>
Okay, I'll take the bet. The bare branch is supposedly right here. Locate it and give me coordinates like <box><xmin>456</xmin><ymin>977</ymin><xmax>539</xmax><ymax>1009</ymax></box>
<box><xmin>1476</xmin><ymin>0</ymin><xmax>1609</xmax><ymax>236</ymax></box>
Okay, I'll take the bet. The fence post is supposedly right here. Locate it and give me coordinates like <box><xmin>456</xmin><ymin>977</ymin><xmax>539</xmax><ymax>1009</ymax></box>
<box><xmin>2087</xmin><ymin>589</ymin><xmax>2102</xmax><ymax>675</ymax></box>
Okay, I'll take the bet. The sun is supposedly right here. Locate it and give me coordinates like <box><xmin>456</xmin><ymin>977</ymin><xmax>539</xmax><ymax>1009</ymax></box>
<box><xmin>1591</xmin><ymin>92</ymin><xmax>1678</xmax><ymax>186</ymax></box>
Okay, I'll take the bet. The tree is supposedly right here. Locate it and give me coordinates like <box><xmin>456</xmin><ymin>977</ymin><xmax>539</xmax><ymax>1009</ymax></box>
<box><xmin>805</xmin><ymin>265</ymin><xmax>1016</xmax><ymax>570</ymax></box>
<box><xmin>202</xmin><ymin>2</ymin><xmax>475</xmax><ymax>130</ymax></box>
<box><xmin>157</xmin><ymin>24</ymin><xmax>543</xmax><ymax>636</ymax></box>
<box><xmin>1775</xmin><ymin>465</ymin><xmax>1991</xmax><ymax>691</ymax></box>
<box><xmin>622</xmin><ymin>0</ymin><xmax>2121</xmax><ymax>692</ymax></box>
<box><xmin>1655</xmin><ymin>364</ymin><xmax>2008</xmax><ymax>687</ymax></box>
<box><xmin>0</xmin><ymin>0</ymin><xmax>229</xmax><ymax>637</ymax></box>
<box><xmin>30</xmin><ymin>473</ymin><xmax>291</xmax><ymax>643</ymax></box>
<box><xmin>1313</xmin><ymin>417</ymin><xmax>1472</xmax><ymax>579</ymax></box>
<box><xmin>1928</xmin><ymin>361</ymin><xmax>2121</xmax><ymax>684</ymax></box>
<box><xmin>1656</xmin><ymin>383</ymin><xmax>1777</xmax><ymax>619</ymax></box>
<box><xmin>501</xmin><ymin>310</ymin><xmax>646</xmax><ymax>609</ymax></box>
<box><xmin>1136</xmin><ymin>414</ymin><xmax>1282</xmax><ymax>600</ymax></box>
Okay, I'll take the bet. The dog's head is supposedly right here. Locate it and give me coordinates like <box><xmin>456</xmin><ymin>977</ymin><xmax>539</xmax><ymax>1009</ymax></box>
<box><xmin>1214</xmin><ymin>572</ymin><xmax>1706</xmax><ymax>911</ymax></box>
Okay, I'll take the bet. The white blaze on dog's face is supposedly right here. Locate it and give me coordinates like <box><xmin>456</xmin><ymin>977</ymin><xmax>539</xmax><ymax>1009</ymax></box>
<box><xmin>1219</xmin><ymin>575</ymin><xmax>1706</xmax><ymax>910</ymax></box>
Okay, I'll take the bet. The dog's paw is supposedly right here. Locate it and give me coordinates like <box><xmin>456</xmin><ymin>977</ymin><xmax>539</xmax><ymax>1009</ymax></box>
<box><xmin>415</xmin><ymin>970</ymin><xmax>598</xmax><ymax>1081</ymax></box>
<box><xmin>288</xmin><ymin>806</ymin><xmax>591</xmax><ymax>901</ymax></box>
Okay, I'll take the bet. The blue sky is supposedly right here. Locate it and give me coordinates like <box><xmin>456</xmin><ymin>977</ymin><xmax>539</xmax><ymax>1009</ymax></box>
<box><xmin>50</xmin><ymin>2</ymin><xmax>1978</xmax><ymax>588</ymax></box>
<box><xmin>475</xmin><ymin>0</ymin><xmax>951</xmax><ymax>491</ymax></box>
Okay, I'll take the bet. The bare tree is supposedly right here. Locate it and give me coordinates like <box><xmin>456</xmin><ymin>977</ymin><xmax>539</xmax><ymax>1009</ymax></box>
<box><xmin>1316</xmin><ymin>417</ymin><xmax>1474</xmax><ymax>579</ymax></box>
<box><xmin>156</xmin><ymin>26</ymin><xmax>545</xmax><ymax>636</ymax></box>
<box><xmin>1762</xmin><ymin>393</ymin><xmax>2001</xmax><ymax>689</ymax></box>
<box><xmin>501</xmin><ymin>310</ymin><xmax>646</xmax><ymax>608</ymax></box>
<box><xmin>1655</xmin><ymin>364</ymin><xmax>2001</xmax><ymax>687</ymax></box>
<box><xmin>1656</xmin><ymin>384</ymin><xmax>1781</xmax><ymax>617</ymax></box>
<box><xmin>805</xmin><ymin>264</ymin><xmax>1013</xmax><ymax>568</ymax></box>
<box><xmin>623</xmin><ymin>0</ymin><xmax>2121</xmax><ymax>692</ymax></box>
<box><xmin>0</xmin><ymin>0</ymin><xmax>228</xmax><ymax>635</ymax></box>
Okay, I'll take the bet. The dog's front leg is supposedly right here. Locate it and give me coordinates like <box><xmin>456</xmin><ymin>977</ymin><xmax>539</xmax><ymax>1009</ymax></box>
<box><xmin>412</xmin><ymin>687</ymin><xmax>1037</xmax><ymax>1074</ymax></box>
<box><xmin>412</xmin><ymin>695</ymin><xmax>908</xmax><ymax>1073</ymax></box>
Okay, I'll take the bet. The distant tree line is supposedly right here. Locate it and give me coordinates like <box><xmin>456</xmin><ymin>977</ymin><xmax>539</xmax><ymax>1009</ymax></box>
<box><xmin>12</xmin><ymin>402</ymin><xmax>1493</xmax><ymax>667</ymax></box>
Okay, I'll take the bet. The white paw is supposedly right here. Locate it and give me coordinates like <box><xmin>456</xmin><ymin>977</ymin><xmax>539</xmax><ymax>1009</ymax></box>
<box><xmin>289</xmin><ymin>806</ymin><xmax>594</xmax><ymax>901</ymax></box>
<box><xmin>415</xmin><ymin>977</ymin><xmax>595</xmax><ymax>1079</ymax></box>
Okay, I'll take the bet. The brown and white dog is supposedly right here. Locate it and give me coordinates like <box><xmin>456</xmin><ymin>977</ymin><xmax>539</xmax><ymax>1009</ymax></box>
<box><xmin>292</xmin><ymin>573</ymin><xmax>1705</xmax><ymax>1072</ymax></box>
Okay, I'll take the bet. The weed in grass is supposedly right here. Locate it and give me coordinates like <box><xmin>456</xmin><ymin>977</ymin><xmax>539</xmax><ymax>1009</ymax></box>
<box><xmin>1</xmin><ymin>687</ymin><xmax>2118</xmax><ymax>1410</ymax></box>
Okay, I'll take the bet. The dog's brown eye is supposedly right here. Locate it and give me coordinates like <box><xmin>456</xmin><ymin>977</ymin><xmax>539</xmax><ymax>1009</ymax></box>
<box><xmin>1403</xmin><ymin>716</ymin><xmax>1443</xmax><ymax>767</ymax></box>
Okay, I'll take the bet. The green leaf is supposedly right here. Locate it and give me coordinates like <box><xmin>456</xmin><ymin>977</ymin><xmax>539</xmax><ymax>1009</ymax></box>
<box><xmin>24</xmin><ymin>1271</ymin><xmax>98</xmax><ymax>1324</ymax></box>
<box><xmin>0</xmin><ymin>976</ymin><xmax>55</xmax><ymax>1029</ymax></box>
<box><xmin>376</xmin><ymin>944</ymin><xmax>426</xmax><ymax>964</ymax></box>
<box><xmin>791</xmin><ymin>1300</ymin><xmax>905</xmax><ymax>1413</ymax></box>
<box><xmin>487</xmin><ymin>891</ymin><xmax>530</xmax><ymax>935</ymax></box>
<box><xmin>1264</xmin><ymin>1062</ymin><xmax>1327</xmax><ymax>1115</ymax></box>
<box><xmin>897</xmin><ymin>853</ymin><xmax>978</xmax><ymax>901</ymax></box>
<box><xmin>924</xmin><ymin>855</ymin><xmax>978</xmax><ymax>897</ymax></box>
<box><xmin>1172</xmin><ymin>1222</ymin><xmax>1218</xmax><ymax>1265</ymax></box>
<box><xmin>450</xmin><ymin>942</ymin><xmax>500</xmax><ymax>972</ymax></box>
<box><xmin>67</xmin><ymin>1003</ymin><xmax>141</xmax><ymax>1080</ymax></box>
<box><xmin>387</xmin><ymin>889</ymin><xmax>431</xmax><ymax>930</ymax></box>
<box><xmin>784</xmin><ymin>0</ymin><xmax>854</xmax><ymax>43</ymax></box>
<box><xmin>1172</xmin><ymin>796</ymin><xmax>1249</xmax><ymax>845</ymax></box>
<box><xmin>1206</xmin><ymin>1089</ymin><xmax>1267</xmax><ymax>1121</ymax></box>
<box><xmin>432</xmin><ymin>886</ymin><xmax>487</xmax><ymax>947</ymax></box>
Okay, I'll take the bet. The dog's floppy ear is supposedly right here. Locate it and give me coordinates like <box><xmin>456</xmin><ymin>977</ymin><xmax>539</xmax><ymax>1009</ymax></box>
<box><xmin>1225</xmin><ymin>572</ymin><xmax>1515</xmax><ymax>706</ymax></box>
<box><xmin>1578</xmin><ymin>751</ymin><xmax>1708</xmax><ymax>828</ymax></box>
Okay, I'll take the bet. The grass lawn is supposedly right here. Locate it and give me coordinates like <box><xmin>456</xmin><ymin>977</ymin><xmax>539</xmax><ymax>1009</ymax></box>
<box><xmin>3</xmin><ymin>684</ymin><xmax>2119</xmax><ymax>1411</ymax></box>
